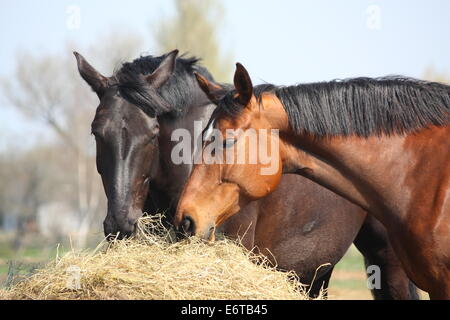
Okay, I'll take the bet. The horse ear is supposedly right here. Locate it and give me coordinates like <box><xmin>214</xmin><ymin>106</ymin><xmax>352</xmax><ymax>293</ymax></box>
<box><xmin>146</xmin><ymin>49</ymin><xmax>179</xmax><ymax>88</ymax></box>
<box><xmin>233</xmin><ymin>63</ymin><xmax>253</xmax><ymax>106</ymax></box>
<box><xmin>73</xmin><ymin>52</ymin><xmax>108</xmax><ymax>98</ymax></box>
<box><xmin>194</xmin><ymin>72</ymin><xmax>224</xmax><ymax>103</ymax></box>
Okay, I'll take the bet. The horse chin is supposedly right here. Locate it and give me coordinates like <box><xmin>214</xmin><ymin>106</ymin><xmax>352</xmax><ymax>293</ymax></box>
<box><xmin>104</xmin><ymin>221</ymin><xmax>137</xmax><ymax>241</ymax></box>
<box><xmin>103</xmin><ymin>208</ymin><xmax>143</xmax><ymax>241</ymax></box>
<box><xmin>195</xmin><ymin>224</ymin><xmax>216</xmax><ymax>242</ymax></box>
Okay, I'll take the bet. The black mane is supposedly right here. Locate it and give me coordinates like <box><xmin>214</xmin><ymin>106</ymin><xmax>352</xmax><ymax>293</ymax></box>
<box><xmin>219</xmin><ymin>77</ymin><xmax>450</xmax><ymax>137</ymax></box>
<box><xmin>113</xmin><ymin>53</ymin><xmax>214</xmax><ymax>117</ymax></box>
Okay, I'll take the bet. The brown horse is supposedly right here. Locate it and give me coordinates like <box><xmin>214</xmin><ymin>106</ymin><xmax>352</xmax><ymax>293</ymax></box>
<box><xmin>75</xmin><ymin>51</ymin><xmax>417</xmax><ymax>298</ymax></box>
<box><xmin>175</xmin><ymin>63</ymin><xmax>450</xmax><ymax>299</ymax></box>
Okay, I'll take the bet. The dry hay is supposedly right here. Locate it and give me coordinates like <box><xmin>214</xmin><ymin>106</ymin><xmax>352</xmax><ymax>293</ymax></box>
<box><xmin>0</xmin><ymin>215</ymin><xmax>316</xmax><ymax>300</ymax></box>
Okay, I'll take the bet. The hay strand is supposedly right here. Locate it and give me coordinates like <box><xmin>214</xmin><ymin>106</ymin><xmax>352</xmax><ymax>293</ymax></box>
<box><xmin>0</xmin><ymin>215</ymin><xmax>315</xmax><ymax>300</ymax></box>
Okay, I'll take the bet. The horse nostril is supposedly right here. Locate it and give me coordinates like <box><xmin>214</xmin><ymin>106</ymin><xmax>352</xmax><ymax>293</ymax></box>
<box><xmin>181</xmin><ymin>216</ymin><xmax>195</xmax><ymax>236</ymax></box>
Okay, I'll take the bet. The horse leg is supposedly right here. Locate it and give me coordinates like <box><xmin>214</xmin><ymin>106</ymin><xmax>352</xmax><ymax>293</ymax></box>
<box><xmin>347</xmin><ymin>207</ymin><xmax>449</xmax><ymax>299</ymax></box>
<box><xmin>426</xmin><ymin>206</ymin><xmax>450</xmax><ymax>299</ymax></box>
<box><xmin>389</xmin><ymin>236</ymin><xmax>450</xmax><ymax>300</ymax></box>
<box><xmin>385</xmin><ymin>210</ymin><xmax>450</xmax><ymax>300</ymax></box>
<box><xmin>429</xmin><ymin>282</ymin><xmax>450</xmax><ymax>300</ymax></box>
<box><xmin>307</xmin><ymin>266</ymin><xmax>334</xmax><ymax>299</ymax></box>
<box><xmin>353</xmin><ymin>215</ymin><xmax>419</xmax><ymax>300</ymax></box>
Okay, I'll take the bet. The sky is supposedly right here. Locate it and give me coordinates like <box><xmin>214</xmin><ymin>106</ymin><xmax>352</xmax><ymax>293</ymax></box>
<box><xmin>1</xmin><ymin>0</ymin><xmax>450</xmax><ymax>148</ymax></box>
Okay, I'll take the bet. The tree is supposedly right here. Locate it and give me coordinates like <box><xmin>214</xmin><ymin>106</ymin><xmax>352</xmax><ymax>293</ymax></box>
<box><xmin>154</xmin><ymin>0</ymin><xmax>233</xmax><ymax>82</ymax></box>
<box><xmin>423</xmin><ymin>66</ymin><xmax>449</xmax><ymax>84</ymax></box>
<box><xmin>0</xmin><ymin>32</ymin><xmax>144</xmax><ymax>248</ymax></box>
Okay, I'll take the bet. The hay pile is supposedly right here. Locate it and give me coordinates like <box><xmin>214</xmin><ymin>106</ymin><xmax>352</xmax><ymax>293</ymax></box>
<box><xmin>1</xmin><ymin>216</ymin><xmax>313</xmax><ymax>300</ymax></box>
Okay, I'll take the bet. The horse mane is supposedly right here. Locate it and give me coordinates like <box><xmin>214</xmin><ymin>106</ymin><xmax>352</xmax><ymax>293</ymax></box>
<box><xmin>220</xmin><ymin>77</ymin><xmax>450</xmax><ymax>137</ymax></box>
<box><xmin>113</xmin><ymin>52</ymin><xmax>214</xmax><ymax>117</ymax></box>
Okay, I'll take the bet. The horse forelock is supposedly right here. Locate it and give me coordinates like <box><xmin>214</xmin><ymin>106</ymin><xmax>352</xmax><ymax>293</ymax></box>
<box><xmin>112</xmin><ymin>53</ymin><xmax>213</xmax><ymax>118</ymax></box>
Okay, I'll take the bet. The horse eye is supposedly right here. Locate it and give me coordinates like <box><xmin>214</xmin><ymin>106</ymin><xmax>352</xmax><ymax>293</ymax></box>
<box><xmin>223</xmin><ymin>138</ymin><xmax>236</xmax><ymax>148</ymax></box>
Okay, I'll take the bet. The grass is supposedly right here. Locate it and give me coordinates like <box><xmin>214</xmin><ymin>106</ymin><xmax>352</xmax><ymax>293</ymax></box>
<box><xmin>0</xmin><ymin>242</ymin><xmax>14</xmax><ymax>260</ymax></box>
<box><xmin>333</xmin><ymin>245</ymin><xmax>366</xmax><ymax>272</ymax></box>
<box><xmin>0</xmin><ymin>237</ymin><xmax>72</xmax><ymax>288</ymax></box>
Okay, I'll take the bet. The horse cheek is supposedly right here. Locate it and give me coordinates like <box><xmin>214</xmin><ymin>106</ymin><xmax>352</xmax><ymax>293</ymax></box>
<box><xmin>246</xmin><ymin>164</ymin><xmax>282</xmax><ymax>199</ymax></box>
<box><xmin>263</xmin><ymin>161</ymin><xmax>283</xmax><ymax>196</ymax></box>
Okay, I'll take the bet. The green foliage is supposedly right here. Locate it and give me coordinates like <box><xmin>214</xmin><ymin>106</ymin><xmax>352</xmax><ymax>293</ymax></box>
<box><xmin>334</xmin><ymin>245</ymin><xmax>365</xmax><ymax>272</ymax></box>
<box><xmin>154</xmin><ymin>0</ymin><xmax>232</xmax><ymax>82</ymax></box>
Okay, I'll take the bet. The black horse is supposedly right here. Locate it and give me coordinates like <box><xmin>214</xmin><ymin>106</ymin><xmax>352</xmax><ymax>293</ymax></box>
<box><xmin>74</xmin><ymin>50</ymin><xmax>418</xmax><ymax>299</ymax></box>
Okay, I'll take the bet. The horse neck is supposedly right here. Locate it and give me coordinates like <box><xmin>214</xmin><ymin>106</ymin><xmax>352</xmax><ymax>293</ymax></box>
<box><xmin>155</xmin><ymin>92</ymin><xmax>216</xmax><ymax>202</ymax></box>
<box><xmin>280</xmin><ymin>125</ymin><xmax>450</xmax><ymax>225</ymax></box>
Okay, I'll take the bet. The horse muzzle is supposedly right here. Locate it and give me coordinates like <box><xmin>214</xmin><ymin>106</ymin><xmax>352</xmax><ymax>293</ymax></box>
<box><xmin>175</xmin><ymin>214</ymin><xmax>215</xmax><ymax>242</ymax></box>
<box><xmin>103</xmin><ymin>211</ymin><xmax>140</xmax><ymax>240</ymax></box>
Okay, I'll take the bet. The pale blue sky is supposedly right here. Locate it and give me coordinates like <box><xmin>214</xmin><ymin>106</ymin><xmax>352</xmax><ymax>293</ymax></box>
<box><xmin>1</xmin><ymin>0</ymin><xmax>450</xmax><ymax>148</ymax></box>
